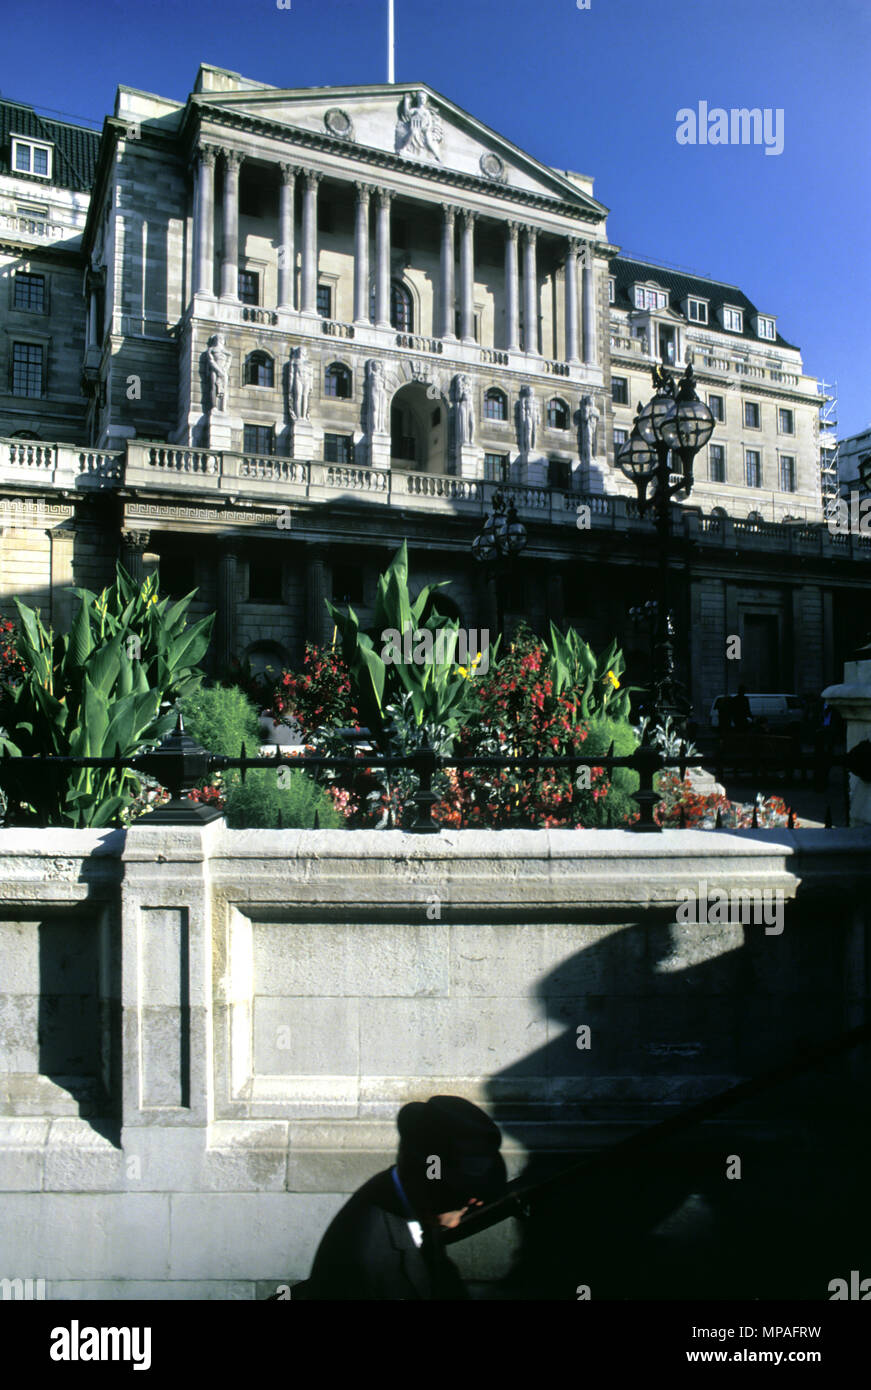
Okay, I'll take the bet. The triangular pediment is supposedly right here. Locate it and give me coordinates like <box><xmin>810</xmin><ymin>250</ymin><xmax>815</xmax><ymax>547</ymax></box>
<box><xmin>195</xmin><ymin>82</ymin><xmax>606</xmax><ymax>215</ymax></box>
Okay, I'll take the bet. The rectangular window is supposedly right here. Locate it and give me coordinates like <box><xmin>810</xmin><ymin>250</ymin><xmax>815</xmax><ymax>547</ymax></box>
<box><xmin>611</xmin><ymin>376</ymin><xmax>628</xmax><ymax>405</ymax></box>
<box><xmin>687</xmin><ymin>298</ymin><xmax>708</xmax><ymax>323</ymax></box>
<box><xmin>778</xmin><ymin>407</ymin><xmax>794</xmax><ymax>434</ymax></box>
<box><xmin>658</xmin><ymin>325</ymin><xmax>676</xmax><ymax>365</ymax></box>
<box><xmin>548</xmin><ymin>458</ymin><xmax>571</xmax><ymax>489</ymax></box>
<box><xmin>248</xmin><ymin>560</ymin><xmax>284</xmax><ymax>604</ymax></box>
<box><xmin>242</xmin><ymin>424</ymin><xmax>274</xmax><ymax>454</ymax></box>
<box><xmin>317</xmin><ymin>284</ymin><xmax>333</xmax><ymax>319</ymax></box>
<box><xmin>13</xmin><ymin>272</ymin><xmax>46</xmax><ymax>312</ymax></box>
<box><xmin>744</xmin><ymin>400</ymin><xmax>761</xmax><ymax>428</ymax></box>
<box><xmin>723</xmin><ymin>307</ymin><xmax>743</xmax><ymax>332</ymax></box>
<box><xmin>238</xmin><ymin>271</ymin><xmax>260</xmax><ymax>306</ymax></box>
<box><xmin>709</xmin><ymin>444</ymin><xmax>726</xmax><ymax>483</ymax></box>
<box><xmin>607</xmin><ymin>278</ymin><xmax>615</xmax><ymax>304</ymax></box>
<box><xmin>779</xmin><ymin>455</ymin><xmax>796</xmax><ymax>492</ymax></box>
<box><xmin>634</xmin><ymin>287</ymin><xmax>667</xmax><ymax>310</ymax></box>
<box><xmin>484</xmin><ymin>453</ymin><xmax>509</xmax><ymax>483</ymax></box>
<box><xmin>757</xmin><ymin>316</ymin><xmax>776</xmax><ymax>340</ymax></box>
<box><xmin>613</xmin><ymin>427</ymin><xmax>628</xmax><ymax>447</ymax></box>
<box><xmin>708</xmin><ymin>393</ymin><xmax>725</xmax><ymax>422</ymax></box>
<box><xmin>11</xmin><ymin>342</ymin><xmax>44</xmax><ymax>397</ymax></box>
<box><xmin>324</xmin><ymin>432</ymin><xmax>354</xmax><ymax>464</ymax></box>
<box><xmin>11</xmin><ymin>137</ymin><xmax>52</xmax><ymax>179</ymax></box>
<box><xmin>745</xmin><ymin>450</ymin><xmax>762</xmax><ymax>488</ymax></box>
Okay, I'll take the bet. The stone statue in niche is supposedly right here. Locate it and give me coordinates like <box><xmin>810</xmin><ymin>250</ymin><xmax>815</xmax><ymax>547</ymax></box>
<box><xmin>289</xmin><ymin>345</ymin><xmax>313</xmax><ymax>422</ymax></box>
<box><xmin>397</xmin><ymin>90</ymin><xmax>443</xmax><ymax>161</ymax></box>
<box><xmin>452</xmin><ymin>373</ymin><xmax>474</xmax><ymax>446</ymax></box>
<box><xmin>518</xmin><ymin>384</ymin><xmax>539</xmax><ymax>454</ymax></box>
<box><xmin>365</xmin><ymin>359</ymin><xmax>388</xmax><ymax>435</ymax></box>
<box><xmin>206</xmin><ymin>333</ymin><xmax>230</xmax><ymax>413</ymax></box>
<box><xmin>579</xmin><ymin>394</ymin><xmax>600</xmax><ymax>466</ymax></box>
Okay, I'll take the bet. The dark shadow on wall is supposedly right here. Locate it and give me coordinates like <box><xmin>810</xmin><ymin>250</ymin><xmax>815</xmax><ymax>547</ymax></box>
<box><xmin>479</xmin><ymin>899</ymin><xmax>870</xmax><ymax>1300</ymax></box>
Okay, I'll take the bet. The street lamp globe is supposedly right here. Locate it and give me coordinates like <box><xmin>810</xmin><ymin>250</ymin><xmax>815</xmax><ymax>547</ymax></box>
<box><xmin>504</xmin><ymin>500</ymin><xmax>527</xmax><ymax>555</ymax></box>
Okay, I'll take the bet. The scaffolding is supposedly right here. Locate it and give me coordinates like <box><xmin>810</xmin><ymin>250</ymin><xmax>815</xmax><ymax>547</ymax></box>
<box><xmin>818</xmin><ymin>379</ymin><xmax>840</xmax><ymax>522</ymax></box>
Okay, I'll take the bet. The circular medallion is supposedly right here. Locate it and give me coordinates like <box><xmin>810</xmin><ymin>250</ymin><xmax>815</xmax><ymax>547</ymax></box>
<box><xmin>480</xmin><ymin>152</ymin><xmax>506</xmax><ymax>181</ymax></box>
<box><xmin>324</xmin><ymin>108</ymin><xmax>354</xmax><ymax>140</ymax></box>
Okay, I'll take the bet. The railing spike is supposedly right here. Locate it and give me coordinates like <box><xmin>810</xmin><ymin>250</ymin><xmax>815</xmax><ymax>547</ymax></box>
<box><xmin>679</xmin><ymin>806</ymin><xmax>686</xmax><ymax>829</ymax></box>
<box><xmin>240</xmin><ymin>741</ymin><xmax>247</xmax><ymax>782</ymax></box>
<box><xmin>313</xmin><ymin>808</ymin><xmax>320</xmax><ymax>830</ymax></box>
<box><xmin>824</xmin><ymin>804</ymin><xmax>833</xmax><ymax>829</ymax></box>
<box><xmin>715</xmin><ymin>808</ymin><xmax>723</xmax><ymax>828</ymax></box>
<box><xmin>787</xmin><ymin>808</ymin><xmax>795</xmax><ymax>829</ymax></box>
<box><xmin>277</xmin><ymin>808</ymin><xmax>283</xmax><ymax>829</ymax></box>
<box><xmin>751</xmin><ymin>803</ymin><xmax>758</xmax><ymax>829</ymax></box>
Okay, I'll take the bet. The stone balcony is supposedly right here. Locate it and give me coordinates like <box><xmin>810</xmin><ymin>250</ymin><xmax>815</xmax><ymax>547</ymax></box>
<box><xmin>3</xmin><ymin>436</ymin><xmax>870</xmax><ymax>562</ymax></box>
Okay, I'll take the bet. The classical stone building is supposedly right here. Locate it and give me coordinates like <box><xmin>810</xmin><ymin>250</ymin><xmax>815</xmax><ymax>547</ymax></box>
<box><xmin>1</xmin><ymin>69</ymin><xmax>870</xmax><ymax>719</ymax></box>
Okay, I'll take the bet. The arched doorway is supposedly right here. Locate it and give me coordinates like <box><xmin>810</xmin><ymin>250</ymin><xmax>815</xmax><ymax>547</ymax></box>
<box><xmin>390</xmin><ymin>380</ymin><xmax>448</xmax><ymax>475</ymax></box>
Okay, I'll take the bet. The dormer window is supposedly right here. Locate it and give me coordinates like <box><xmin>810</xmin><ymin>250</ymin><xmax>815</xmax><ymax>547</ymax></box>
<box><xmin>722</xmin><ymin>306</ymin><xmax>743</xmax><ymax>333</ymax></box>
<box><xmin>686</xmin><ymin>297</ymin><xmax>708</xmax><ymax>324</ymax></box>
<box><xmin>756</xmin><ymin>315</ymin><xmax>776</xmax><ymax>340</ymax></box>
<box><xmin>11</xmin><ymin>136</ymin><xmax>53</xmax><ymax>180</ymax></box>
<box><xmin>634</xmin><ymin>286</ymin><xmax>668</xmax><ymax>311</ymax></box>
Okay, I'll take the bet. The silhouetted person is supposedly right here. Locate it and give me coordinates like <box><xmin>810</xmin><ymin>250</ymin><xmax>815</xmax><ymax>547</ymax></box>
<box><xmin>732</xmin><ymin>685</ymin><xmax>751</xmax><ymax>730</ymax></box>
<box><xmin>294</xmin><ymin>1096</ymin><xmax>506</xmax><ymax>1300</ymax></box>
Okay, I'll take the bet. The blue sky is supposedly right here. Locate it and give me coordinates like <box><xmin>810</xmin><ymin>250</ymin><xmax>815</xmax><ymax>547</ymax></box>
<box><xmin>3</xmin><ymin>0</ymin><xmax>869</xmax><ymax>435</ymax></box>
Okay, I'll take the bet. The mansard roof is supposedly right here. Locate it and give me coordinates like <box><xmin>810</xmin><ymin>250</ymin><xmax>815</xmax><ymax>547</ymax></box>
<box><xmin>0</xmin><ymin>99</ymin><xmax>100</xmax><ymax>191</ymax></box>
<box><xmin>610</xmin><ymin>254</ymin><xmax>797</xmax><ymax>351</ymax></box>
<box><xmin>187</xmin><ymin>76</ymin><xmax>609</xmax><ymax>223</ymax></box>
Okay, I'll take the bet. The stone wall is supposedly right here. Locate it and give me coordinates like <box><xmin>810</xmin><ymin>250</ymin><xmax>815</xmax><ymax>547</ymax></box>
<box><xmin>1</xmin><ymin>823</ymin><xmax>869</xmax><ymax>1298</ymax></box>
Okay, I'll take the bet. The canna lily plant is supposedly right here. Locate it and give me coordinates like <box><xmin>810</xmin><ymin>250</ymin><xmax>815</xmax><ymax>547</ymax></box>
<box><xmin>0</xmin><ymin>564</ymin><xmax>213</xmax><ymax>826</ymax></box>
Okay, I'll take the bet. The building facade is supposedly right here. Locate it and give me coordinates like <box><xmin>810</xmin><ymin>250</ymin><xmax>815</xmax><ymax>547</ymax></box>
<box><xmin>1</xmin><ymin>68</ymin><xmax>870</xmax><ymax>720</ymax></box>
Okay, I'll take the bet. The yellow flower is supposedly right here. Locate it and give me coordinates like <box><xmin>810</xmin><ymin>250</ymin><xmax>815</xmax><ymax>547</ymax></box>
<box><xmin>605</xmin><ymin>669</ymin><xmax>620</xmax><ymax>689</ymax></box>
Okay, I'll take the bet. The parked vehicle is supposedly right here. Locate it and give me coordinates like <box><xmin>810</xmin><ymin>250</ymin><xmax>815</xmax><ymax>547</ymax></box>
<box><xmin>710</xmin><ymin>693</ymin><xmax>803</xmax><ymax>731</ymax></box>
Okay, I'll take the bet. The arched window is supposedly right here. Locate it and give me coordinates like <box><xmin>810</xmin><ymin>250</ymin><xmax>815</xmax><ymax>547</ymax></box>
<box><xmin>244</xmin><ymin>351</ymin><xmax>274</xmax><ymax>388</ymax></box>
<box><xmin>484</xmin><ymin>388</ymin><xmax>507</xmax><ymax>422</ymax></box>
<box><xmin>370</xmin><ymin>280</ymin><xmax>414</xmax><ymax>332</ymax></box>
<box><xmin>746</xmin><ymin>510</ymin><xmax>764</xmax><ymax>529</ymax></box>
<box><xmin>710</xmin><ymin>506</ymin><xmax>728</xmax><ymax>519</ymax></box>
<box><xmin>324</xmin><ymin>362</ymin><xmax>352</xmax><ymax>399</ymax></box>
<box><xmin>546</xmin><ymin>398</ymin><xmax>570</xmax><ymax>430</ymax></box>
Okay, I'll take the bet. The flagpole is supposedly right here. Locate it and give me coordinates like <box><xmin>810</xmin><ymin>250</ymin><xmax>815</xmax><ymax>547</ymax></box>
<box><xmin>388</xmin><ymin>0</ymin><xmax>395</xmax><ymax>83</ymax></box>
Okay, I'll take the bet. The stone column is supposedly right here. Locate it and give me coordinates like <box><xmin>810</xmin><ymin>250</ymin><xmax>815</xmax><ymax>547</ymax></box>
<box><xmin>121</xmin><ymin>530</ymin><xmax>150</xmax><ymax>586</ymax></box>
<box><xmin>582</xmin><ymin>244</ymin><xmax>598</xmax><ymax>365</ymax></box>
<box><xmin>48</xmin><ymin>524</ymin><xmax>77</xmax><ymax>632</ymax></box>
<box><xmin>220</xmin><ymin>150</ymin><xmax>242</xmax><ymax>302</ymax></box>
<box><xmin>440</xmin><ymin>205</ymin><xmax>456</xmax><ymax>340</ymax></box>
<box><xmin>215</xmin><ymin>550</ymin><xmax>238</xmax><ymax>672</ymax></box>
<box><xmin>374</xmin><ymin>189</ymin><xmax>393</xmax><ymax>328</ymax></box>
<box><xmin>459</xmin><ymin>210</ymin><xmax>476</xmax><ymax>343</ymax></box>
<box><xmin>523</xmin><ymin>227</ymin><xmax>539</xmax><ymax>354</ymax></box>
<box><xmin>565</xmin><ymin>238</ymin><xmax>580</xmax><ymax>363</ymax></box>
<box><xmin>87</xmin><ymin>289</ymin><xmax>99</xmax><ymax>346</ymax></box>
<box><xmin>305</xmin><ymin>545</ymin><xmax>329</xmax><ymax>647</ymax></box>
<box><xmin>194</xmin><ymin>146</ymin><xmax>216</xmax><ymax>296</ymax></box>
<box><xmin>505</xmin><ymin>221</ymin><xmax>520</xmax><ymax>352</ymax></box>
<box><xmin>353</xmin><ymin>183</ymin><xmax>371</xmax><ymax>324</ymax></box>
<box><xmin>300</xmin><ymin>171</ymin><xmax>321</xmax><ymax>315</ymax></box>
<box><xmin>822</xmin><ymin>657</ymin><xmax>871</xmax><ymax>826</ymax></box>
<box><xmin>277</xmin><ymin>163</ymin><xmax>297</xmax><ymax>310</ymax></box>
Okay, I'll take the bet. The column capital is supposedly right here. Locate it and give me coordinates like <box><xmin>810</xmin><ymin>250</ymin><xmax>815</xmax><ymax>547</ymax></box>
<box><xmin>355</xmin><ymin>181</ymin><xmax>373</xmax><ymax>202</ymax></box>
<box><xmin>524</xmin><ymin>225</ymin><xmax>538</xmax><ymax>245</ymax></box>
<box><xmin>121</xmin><ymin>529</ymin><xmax>151</xmax><ymax>552</ymax></box>
<box><xmin>278</xmin><ymin>161</ymin><xmax>299</xmax><ymax>184</ymax></box>
<box><xmin>460</xmin><ymin>208</ymin><xmax>476</xmax><ymax>230</ymax></box>
<box><xmin>567</xmin><ymin>236</ymin><xmax>582</xmax><ymax>256</ymax></box>
<box><xmin>376</xmin><ymin>187</ymin><xmax>394</xmax><ymax>209</ymax></box>
<box><xmin>222</xmin><ymin>148</ymin><xmax>243</xmax><ymax>171</ymax></box>
<box><xmin>198</xmin><ymin>144</ymin><xmax>218</xmax><ymax>169</ymax></box>
<box><xmin>303</xmin><ymin>169</ymin><xmax>323</xmax><ymax>190</ymax></box>
<box><xmin>506</xmin><ymin>220</ymin><xmax>520</xmax><ymax>241</ymax></box>
<box><xmin>442</xmin><ymin>204</ymin><xmax>457</xmax><ymax>227</ymax></box>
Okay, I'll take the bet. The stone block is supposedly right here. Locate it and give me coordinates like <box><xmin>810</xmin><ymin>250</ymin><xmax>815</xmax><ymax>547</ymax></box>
<box><xmin>253</xmin><ymin>919</ymin><xmax>449</xmax><ymax>997</ymax></box>
<box><xmin>0</xmin><ymin>1193</ymin><xmax>171</xmax><ymax>1279</ymax></box>
<box><xmin>167</xmin><ymin>1192</ymin><xmax>344</xmax><ymax>1280</ymax></box>
<box><xmin>253</xmin><ymin>996</ymin><xmax>359</xmax><ymax>1076</ymax></box>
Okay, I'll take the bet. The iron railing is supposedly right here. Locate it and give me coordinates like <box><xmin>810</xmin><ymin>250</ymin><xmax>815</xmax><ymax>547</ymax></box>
<box><xmin>2</xmin><ymin>713</ymin><xmax>869</xmax><ymax>832</ymax></box>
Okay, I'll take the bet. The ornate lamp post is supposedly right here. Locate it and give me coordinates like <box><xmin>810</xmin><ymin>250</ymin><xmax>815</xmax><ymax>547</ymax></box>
<box><xmin>472</xmin><ymin>490</ymin><xmax>528</xmax><ymax>642</ymax></box>
<box><xmin>616</xmin><ymin>363</ymin><xmax>714</xmax><ymax>727</ymax></box>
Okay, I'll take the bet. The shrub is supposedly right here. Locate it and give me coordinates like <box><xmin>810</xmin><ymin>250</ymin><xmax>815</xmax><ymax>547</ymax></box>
<box><xmin>222</xmin><ymin>767</ymin><xmax>343</xmax><ymax>829</ymax></box>
<box><xmin>179</xmin><ymin>684</ymin><xmax>260</xmax><ymax>757</ymax></box>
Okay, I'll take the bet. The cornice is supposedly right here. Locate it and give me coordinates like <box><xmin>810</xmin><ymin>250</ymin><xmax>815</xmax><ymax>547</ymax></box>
<box><xmin>188</xmin><ymin>105</ymin><xmax>604</xmax><ymax>227</ymax></box>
